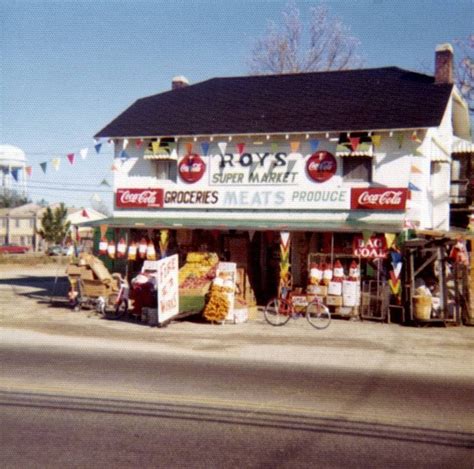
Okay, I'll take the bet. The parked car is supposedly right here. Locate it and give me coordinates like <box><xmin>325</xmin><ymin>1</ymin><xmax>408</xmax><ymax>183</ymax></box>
<box><xmin>47</xmin><ymin>245</ymin><xmax>71</xmax><ymax>256</ymax></box>
<box><xmin>0</xmin><ymin>244</ymin><xmax>30</xmax><ymax>254</ymax></box>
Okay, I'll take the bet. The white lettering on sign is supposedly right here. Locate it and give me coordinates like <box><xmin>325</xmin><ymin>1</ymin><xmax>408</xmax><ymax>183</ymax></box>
<box><xmin>357</xmin><ymin>190</ymin><xmax>402</xmax><ymax>206</ymax></box>
<box><xmin>120</xmin><ymin>190</ymin><xmax>157</xmax><ymax>205</ymax></box>
<box><xmin>353</xmin><ymin>236</ymin><xmax>387</xmax><ymax>259</ymax></box>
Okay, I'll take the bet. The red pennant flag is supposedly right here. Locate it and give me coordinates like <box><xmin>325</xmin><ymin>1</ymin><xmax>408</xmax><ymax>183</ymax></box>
<box><xmin>350</xmin><ymin>137</ymin><xmax>360</xmax><ymax>151</ymax></box>
<box><xmin>186</xmin><ymin>142</ymin><xmax>193</xmax><ymax>154</ymax></box>
<box><xmin>236</xmin><ymin>143</ymin><xmax>245</xmax><ymax>155</ymax></box>
<box><xmin>135</xmin><ymin>138</ymin><xmax>143</xmax><ymax>148</ymax></box>
<box><xmin>67</xmin><ymin>153</ymin><xmax>75</xmax><ymax>165</ymax></box>
<box><xmin>81</xmin><ymin>209</ymin><xmax>89</xmax><ymax>218</ymax></box>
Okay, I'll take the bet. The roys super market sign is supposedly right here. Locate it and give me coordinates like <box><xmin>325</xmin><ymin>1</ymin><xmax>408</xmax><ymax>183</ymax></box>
<box><xmin>116</xmin><ymin>187</ymin><xmax>408</xmax><ymax>211</ymax></box>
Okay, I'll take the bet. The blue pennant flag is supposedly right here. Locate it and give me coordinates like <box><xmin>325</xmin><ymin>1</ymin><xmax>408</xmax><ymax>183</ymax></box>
<box><xmin>120</xmin><ymin>150</ymin><xmax>129</xmax><ymax>161</ymax></box>
<box><xmin>200</xmin><ymin>142</ymin><xmax>210</xmax><ymax>156</ymax></box>
<box><xmin>95</xmin><ymin>143</ymin><xmax>102</xmax><ymax>154</ymax></box>
<box><xmin>408</xmin><ymin>182</ymin><xmax>421</xmax><ymax>191</ymax></box>
<box><xmin>11</xmin><ymin>168</ymin><xmax>19</xmax><ymax>182</ymax></box>
<box><xmin>390</xmin><ymin>251</ymin><xmax>402</xmax><ymax>265</ymax></box>
<box><xmin>309</xmin><ymin>139</ymin><xmax>319</xmax><ymax>152</ymax></box>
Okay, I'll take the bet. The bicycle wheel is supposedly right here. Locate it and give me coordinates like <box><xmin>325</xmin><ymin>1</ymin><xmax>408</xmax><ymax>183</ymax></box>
<box><xmin>104</xmin><ymin>296</ymin><xmax>128</xmax><ymax>320</ymax></box>
<box><xmin>264</xmin><ymin>297</ymin><xmax>291</xmax><ymax>326</ymax></box>
<box><xmin>306</xmin><ymin>300</ymin><xmax>331</xmax><ymax>329</ymax></box>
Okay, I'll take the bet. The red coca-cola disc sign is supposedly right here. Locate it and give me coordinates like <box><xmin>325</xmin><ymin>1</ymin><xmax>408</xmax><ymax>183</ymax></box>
<box><xmin>306</xmin><ymin>151</ymin><xmax>337</xmax><ymax>183</ymax></box>
<box><xmin>351</xmin><ymin>188</ymin><xmax>408</xmax><ymax>210</ymax></box>
<box><xmin>179</xmin><ymin>154</ymin><xmax>206</xmax><ymax>183</ymax></box>
<box><xmin>116</xmin><ymin>188</ymin><xmax>164</xmax><ymax>208</ymax></box>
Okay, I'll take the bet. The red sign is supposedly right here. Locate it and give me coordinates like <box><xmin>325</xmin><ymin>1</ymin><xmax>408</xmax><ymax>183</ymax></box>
<box><xmin>351</xmin><ymin>188</ymin><xmax>408</xmax><ymax>210</ymax></box>
<box><xmin>353</xmin><ymin>235</ymin><xmax>387</xmax><ymax>259</ymax></box>
<box><xmin>116</xmin><ymin>188</ymin><xmax>164</xmax><ymax>208</ymax></box>
<box><xmin>179</xmin><ymin>154</ymin><xmax>206</xmax><ymax>183</ymax></box>
<box><xmin>306</xmin><ymin>151</ymin><xmax>337</xmax><ymax>183</ymax></box>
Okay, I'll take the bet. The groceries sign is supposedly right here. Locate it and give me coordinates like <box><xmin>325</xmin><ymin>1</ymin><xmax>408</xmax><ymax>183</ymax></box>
<box><xmin>351</xmin><ymin>188</ymin><xmax>408</xmax><ymax>210</ymax></box>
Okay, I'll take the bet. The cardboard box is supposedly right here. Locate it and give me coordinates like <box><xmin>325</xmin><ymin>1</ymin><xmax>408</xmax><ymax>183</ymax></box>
<box><xmin>328</xmin><ymin>281</ymin><xmax>342</xmax><ymax>296</ymax></box>
<box><xmin>326</xmin><ymin>295</ymin><xmax>343</xmax><ymax>306</ymax></box>
<box><xmin>79</xmin><ymin>267</ymin><xmax>95</xmax><ymax>281</ymax></box>
<box><xmin>307</xmin><ymin>285</ymin><xmax>328</xmax><ymax>297</ymax></box>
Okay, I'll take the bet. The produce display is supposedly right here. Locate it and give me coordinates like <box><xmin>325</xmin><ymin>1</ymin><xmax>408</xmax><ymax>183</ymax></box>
<box><xmin>179</xmin><ymin>252</ymin><xmax>219</xmax><ymax>292</ymax></box>
<box><xmin>203</xmin><ymin>284</ymin><xmax>230</xmax><ymax>323</ymax></box>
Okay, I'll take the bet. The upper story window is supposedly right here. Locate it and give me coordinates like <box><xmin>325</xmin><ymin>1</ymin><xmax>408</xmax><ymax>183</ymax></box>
<box><xmin>145</xmin><ymin>138</ymin><xmax>177</xmax><ymax>182</ymax></box>
<box><xmin>343</xmin><ymin>157</ymin><xmax>373</xmax><ymax>182</ymax></box>
<box><xmin>337</xmin><ymin>132</ymin><xmax>373</xmax><ymax>183</ymax></box>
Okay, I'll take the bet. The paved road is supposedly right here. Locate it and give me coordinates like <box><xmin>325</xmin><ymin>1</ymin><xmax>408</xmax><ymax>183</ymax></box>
<box><xmin>1</xmin><ymin>336</ymin><xmax>473</xmax><ymax>468</ymax></box>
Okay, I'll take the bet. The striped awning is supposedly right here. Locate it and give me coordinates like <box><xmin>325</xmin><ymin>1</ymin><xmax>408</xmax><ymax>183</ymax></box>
<box><xmin>144</xmin><ymin>151</ymin><xmax>177</xmax><ymax>161</ymax></box>
<box><xmin>336</xmin><ymin>142</ymin><xmax>373</xmax><ymax>157</ymax></box>
<box><xmin>452</xmin><ymin>137</ymin><xmax>474</xmax><ymax>154</ymax></box>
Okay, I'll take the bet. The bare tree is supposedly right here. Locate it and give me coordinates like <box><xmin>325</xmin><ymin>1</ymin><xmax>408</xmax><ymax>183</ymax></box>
<box><xmin>248</xmin><ymin>2</ymin><xmax>363</xmax><ymax>75</ymax></box>
<box><xmin>454</xmin><ymin>34</ymin><xmax>474</xmax><ymax>113</ymax></box>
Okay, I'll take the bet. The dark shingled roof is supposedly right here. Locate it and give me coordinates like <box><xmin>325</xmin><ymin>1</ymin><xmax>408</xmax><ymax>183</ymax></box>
<box><xmin>95</xmin><ymin>67</ymin><xmax>453</xmax><ymax>138</ymax></box>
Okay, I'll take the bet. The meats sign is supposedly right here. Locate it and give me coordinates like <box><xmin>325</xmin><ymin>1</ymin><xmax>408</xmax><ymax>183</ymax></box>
<box><xmin>351</xmin><ymin>188</ymin><xmax>408</xmax><ymax>210</ymax></box>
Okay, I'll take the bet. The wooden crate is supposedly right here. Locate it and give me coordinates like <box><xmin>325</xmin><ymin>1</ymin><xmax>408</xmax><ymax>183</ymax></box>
<box><xmin>82</xmin><ymin>279</ymin><xmax>113</xmax><ymax>297</ymax></box>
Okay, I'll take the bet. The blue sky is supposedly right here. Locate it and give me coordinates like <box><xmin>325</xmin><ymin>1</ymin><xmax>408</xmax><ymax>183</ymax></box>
<box><xmin>2</xmin><ymin>0</ymin><xmax>472</xmax><ymax>211</ymax></box>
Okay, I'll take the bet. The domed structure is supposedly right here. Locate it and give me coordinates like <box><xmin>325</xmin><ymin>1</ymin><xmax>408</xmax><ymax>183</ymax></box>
<box><xmin>0</xmin><ymin>145</ymin><xmax>28</xmax><ymax>194</ymax></box>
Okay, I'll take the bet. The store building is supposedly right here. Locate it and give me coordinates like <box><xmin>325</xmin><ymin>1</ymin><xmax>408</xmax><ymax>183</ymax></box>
<box><xmin>90</xmin><ymin>44</ymin><xmax>472</xmax><ymax>317</ymax></box>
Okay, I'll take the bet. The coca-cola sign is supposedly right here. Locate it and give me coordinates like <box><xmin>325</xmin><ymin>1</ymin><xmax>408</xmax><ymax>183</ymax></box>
<box><xmin>179</xmin><ymin>154</ymin><xmax>206</xmax><ymax>183</ymax></box>
<box><xmin>351</xmin><ymin>188</ymin><xmax>408</xmax><ymax>210</ymax></box>
<box><xmin>116</xmin><ymin>188</ymin><xmax>164</xmax><ymax>208</ymax></box>
<box><xmin>306</xmin><ymin>151</ymin><xmax>337</xmax><ymax>183</ymax></box>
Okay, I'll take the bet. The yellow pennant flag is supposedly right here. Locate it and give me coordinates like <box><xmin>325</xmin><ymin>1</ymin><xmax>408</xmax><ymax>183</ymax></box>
<box><xmin>99</xmin><ymin>224</ymin><xmax>108</xmax><ymax>237</ymax></box>
<box><xmin>384</xmin><ymin>233</ymin><xmax>396</xmax><ymax>249</ymax></box>
<box><xmin>152</xmin><ymin>141</ymin><xmax>160</xmax><ymax>154</ymax></box>
<box><xmin>290</xmin><ymin>141</ymin><xmax>300</xmax><ymax>153</ymax></box>
<box><xmin>51</xmin><ymin>158</ymin><xmax>61</xmax><ymax>171</ymax></box>
<box><xmin>371</xmin><ymin>135</ymin><xmax>382</xmax><ymax>147</ymax></box>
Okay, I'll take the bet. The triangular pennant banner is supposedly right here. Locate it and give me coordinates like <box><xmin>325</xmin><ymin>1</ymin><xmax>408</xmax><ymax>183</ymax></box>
<box><xmin>100</xmin><ymin>179</ymin><xmax>110</xmax><ymax>187</ymax></box>
<box><xmin>91</xmin><ymin>193</ymin><xmax>102</xmax><ymax>202</ymax></box>
<box><xmin>95</xmin><ymin>143</ymin><xmax>102</xmax><ymax>154</ymax></box>
<box><xmin>410</xmin><ymin>164</ymin><xmax>422</xmax><ymax>174</ymax></box>
<box><xmin>309</xmin><ymin>139</ymin><xmax>319</xmax><ymax>152</ymax></box>
<box><xmin>11</xmin><ymin>168</ymin><xmax>19</xmax><ymax>182</ymax></box>
<box><xmin>236</xmin><ymin>143</ymin><xmax>245</xmax><ymax>155</ymax></box>
<box><xmin>186</xmin><ymin>142</ymin><xmax>193</xmax><ymax>154</ymax></box>
<box><xmin>26</xmin><ymin>166</ymin><xmax>32</xmax><ymax>177</ymax></box>
<box><xmin>81</xmin><ymin>209</ymin><xmax>89</xmax><ymax>218</ymax></box>
<box><xmin>248</xmin><ymin>230</ymin><xmax>255</xmax><ymax>242</ymax></box>
<box><xmin>410</xmin><ymin>131</ymin><xmax>422</xmax><ymax>143</ymax></box>
<box><xmin>290</xmin><ymin>141</ymin><xmax>300</xmax><ymax>153</ymax></box>
<box><xmin>99</xmin><ymin>224</ymin><xmax>108</xmax><ymax>237</ymax></box>
<box><xmin>40</xmin><ymin>162</ymin><xmax>48</xmax><ymax>174</ymax></box>
<box><xmin>123</xmin><ymin>138</ymin><xmax>129</xmax><ymax>149</ymax></box>
<box><xmin>384</xmin><ymin>233</ymin><xmax>396</xmax><ymax>250</ymax></box>
<box><xmin>388</xmin><ymin>278</ymin><xmax>401</xmax><ymax>295</ymax></box>
<box><xmin>67</xmin><ymin>153</ymin><xmax>75</xmax><ymax>165</ymax></box>
<box><xmin>280</xmin><ymin>231</ymin><xmax>290</xmax><ymax>249</ymax></box>
<box><xmin>396</xmin><ymin>133</ymin><xmax>404</xmax><ymax>148</ymax></box>
<box><xmin>200</xmin><ymin>142</ymin><xmax>210</xmax><ymax>156</ymax></box>
<box><xmin>218</xmin><ymin>142</ymin><xmax>227</xmax><ymax>154</ymax></box>
<box><xmin>52</xmin><ymin>158</ymin><xmax>61</xmax><ymax>171</ymax></box>
<box><xmin>79</xmin><ymin>148</ymin><xmax>88</xmax><ymax>160</ymax></box>
<box><xmin>371</xmin><ymin>135</ymin><xmax>382</xmax><ymax>147</ymax></box>
<box><xmin>111</xmin><ymin>163</ymin><xmax>119</xmax><ymax>171</ymax></box>
<box><xmin>390</xmin><ymin>251</ymin><xmax>402</xmax><ymax>265</ymax></box>
<box><xmin>152</xmin><ymin>141</ymin><xmax>160</xmax><ymax>154</ymax></box>
<box><xmin>350</xmin><ymin>137</ymin><xmax>360</xmax><ymax>151</ymax></box>
<box><xmin>120</xmin><ymin>150</ymin><xmax>129</xmax><ymax>161</ymax></box>
<box><xmin>393</xmin><ymin>262</ymin><xmax>402</xmax><ymax>279</ymax></box>
<box><xmin>135</xmin><ymin>138</ymin><xmax>143</xmax><ymax>148</ymax></box>
<box><xmin>362</xmin><ymin>230</ymin><xmax>372</xmax><ymax>243</ymax></box>
<box><xmin>408</xmin><ymin>182</ymin><xmax>421</xmax><ymax>191</ymax></box>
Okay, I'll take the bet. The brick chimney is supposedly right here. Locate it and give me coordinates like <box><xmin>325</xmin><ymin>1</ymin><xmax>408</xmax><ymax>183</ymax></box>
<box><xmin>172</xmin><ymin>75</ymin><xmax>189</xmax><ymax>90</ymax></box>
<box><xmin>434</xmin><ymin>43</ymin><xmax>454</xmax><ymax>84</ymax></box>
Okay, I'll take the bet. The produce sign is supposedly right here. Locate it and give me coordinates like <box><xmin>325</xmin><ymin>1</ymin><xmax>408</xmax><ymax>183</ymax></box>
<box><xmin>156</xmin><ymin>254</ymin><xmax>179</xmax><ymax>325</ymax></box>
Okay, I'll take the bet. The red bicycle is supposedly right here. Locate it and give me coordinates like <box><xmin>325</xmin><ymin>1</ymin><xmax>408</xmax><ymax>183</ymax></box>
<box><xmin>264</xmin><ymin>292</ymin><xmax>331</xmax><ymax>329</ymax></box>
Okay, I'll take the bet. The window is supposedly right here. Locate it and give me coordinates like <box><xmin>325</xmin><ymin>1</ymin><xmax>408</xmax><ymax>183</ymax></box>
<box><xmin>343</xmin><ymin>157</ymin><xmax>372</xmax><ymax>182</ymax></box>
<box><xmin>155</xmin><ymin>160</ymin><xmax>177</xmax><ymax>182</ymax></box>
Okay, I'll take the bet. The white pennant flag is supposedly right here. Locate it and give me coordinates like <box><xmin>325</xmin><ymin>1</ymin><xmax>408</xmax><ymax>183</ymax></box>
<box><xmin>218</xmin><ymin>142</ymin><xmax>227</xmax><ymax>154</ymax></box>
<box><xmin>123</xmin><ymin>138</ymin><xmax>129</xmax><ymax>149</ymax></box>
<box><xmin>79</xmin><ymin>148</ymin><xmax>88</xmax><ymax>160</ymax></box>
<box><xmin>91</xmin><ymin>193</ymin><xmax>102</xmax><ymax>202</ymax></box>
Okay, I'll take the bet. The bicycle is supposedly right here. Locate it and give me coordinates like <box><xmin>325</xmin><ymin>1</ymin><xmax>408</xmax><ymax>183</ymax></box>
<box><xmin>264</xmin><ymin>292</ymin><xmax>331</xmax><ymax>329</ymax></box>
